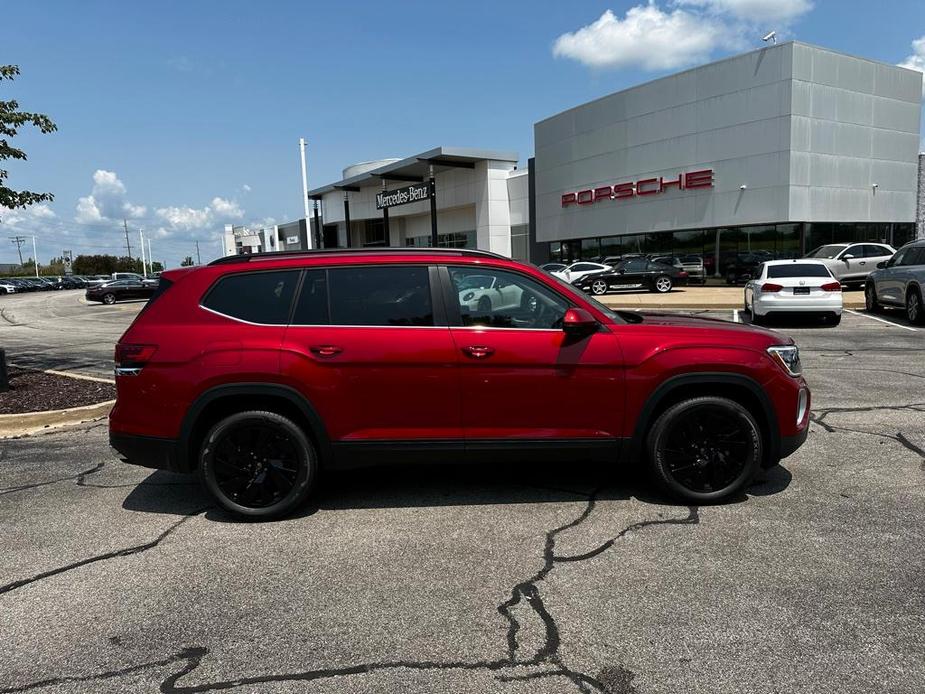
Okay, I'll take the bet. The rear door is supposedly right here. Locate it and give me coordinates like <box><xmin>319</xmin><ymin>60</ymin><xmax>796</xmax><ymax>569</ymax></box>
<box><xmin>280</xmin><ymin>264</ymin><xmax>461</xmax><ymax>446</ymax></box>
<box><xmin>443</xmin><ymin>265</ymin><xmax>623</xmax><ymax>454</ymax></box>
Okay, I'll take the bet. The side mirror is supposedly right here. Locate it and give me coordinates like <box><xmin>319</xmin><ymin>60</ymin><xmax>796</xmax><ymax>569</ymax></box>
<box><xmin>877</xmin><ymin>261</ymin><xmax>887</xmax><ymax>269</ymax></box>
<box><xmin>563</xmin><ymin>307</ymin><xmax>598</xmax><ymax>335</ymax></box>
<box><xmin>841</xmin><ymin>254</ymin><xmax>855</xmax><ymax>260</ymax></box>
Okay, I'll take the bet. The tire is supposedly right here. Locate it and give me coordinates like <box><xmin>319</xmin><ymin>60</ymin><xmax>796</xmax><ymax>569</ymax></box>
<box><xmin>865</xmin><ymin>283</ymin><xmax>880</xmax><ymax>313</ymax></box>
<box><xmin>653</xmin><ymin>275</ymin><xmax>673</xmax><ymax>294</ymax></box>
<box><xmin>590</xmin><ymin>279</ymin><xmax>608</xmax><ymax>295</ymax></box>
<box><xmin>646</xmin><ymin>396</ymin><xmax>762</xmax><ymax>503</ymax></box>
<box><xmin>102</xmin><ymin>293</ymin><xmax>116</xmax><ymax>305</ymax></box>
<box><xmin>907</xmin><ymin>287</ymin><xmax>924</xmax><ymax>325</ymax></box>
<box><xmin>198</xmin><ymin>410</ymin><xmax>317</xmax><ymax>519</ymax></box>
<box><xmin>477</xmin><ymin>296</ymin><xmax>492</xmax><ymax>314</ymax></box>
<box><xmin>750</xmin><ymin>311</ymin><xmax>764</xmax><ymax>325</ymax></box>
<box><xmin>827</xmin><ymin>313</ymin><xmax>841</xmax><ymax>326</ymax></box>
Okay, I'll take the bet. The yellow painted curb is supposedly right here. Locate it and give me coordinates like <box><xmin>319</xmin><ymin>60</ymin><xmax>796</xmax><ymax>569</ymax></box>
<box><xmin>0</xmin><ymin>400</ymin><xmax>115</xmax><ymax>438</ymax></box>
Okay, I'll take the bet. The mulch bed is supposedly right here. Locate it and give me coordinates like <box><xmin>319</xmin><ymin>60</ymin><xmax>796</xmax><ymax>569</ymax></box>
<box><xmin>0</xmin><ymin>367</ymin><xmax>115</xmax><ymax>415</ymax></box>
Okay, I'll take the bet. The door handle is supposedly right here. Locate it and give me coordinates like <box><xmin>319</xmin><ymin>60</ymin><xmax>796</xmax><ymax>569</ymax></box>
<box><xmin>462</xmin><ymin>345</ymin><xmax>495</xmax><ymax>359</ymax></box>
<box><xmin>309</xmin><ymin>345</ymin><xmax>343</xmax><ymax>358</ymax></box>
<box><xmin>859</xmin><ymin>261</ymin><xmax>866</xmax><ymax>265</ymax></box>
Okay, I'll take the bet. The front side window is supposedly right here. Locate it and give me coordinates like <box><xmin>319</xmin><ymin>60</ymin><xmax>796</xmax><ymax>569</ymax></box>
<box><xmin>622</xmin><ymin>259</ymin><xmax>648</xmax><ymax>273</ymax></box>
<box><xmin>328</xmin><ymin>266</ymin><xmax>433</xmax><ymax>326</ymax></box>
<box><xmin>807</xmin><ymin>245</ymin><xmax>846</xmax><ymax>259</ymax></box>
<box><xmin>449</xmin><ymin>267</ymin><xmax>569</xmax><ymax>330</ymax></box>
<box><xmin>203</xmin><ymin>270</ymin><xmax>299</xmax><ymax>324</ymax></box>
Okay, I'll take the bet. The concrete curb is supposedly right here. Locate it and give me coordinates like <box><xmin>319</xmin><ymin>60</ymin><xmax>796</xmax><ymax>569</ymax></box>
<box><xmin>0</xmin><ymin>399</ymin><xmax>114</xmax><ymax>438</ymax></box>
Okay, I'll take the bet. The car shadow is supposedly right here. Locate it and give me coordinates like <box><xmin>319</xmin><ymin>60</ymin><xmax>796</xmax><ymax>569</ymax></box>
<box><xmin>121</xmin><ymin>459</ymin><xmax>793</xmax><ymax>522</ymax></box>
<box><xmin>741</xmin><ymin>313</ymin><xmax>839</xmax><ymax>329</ymax></box>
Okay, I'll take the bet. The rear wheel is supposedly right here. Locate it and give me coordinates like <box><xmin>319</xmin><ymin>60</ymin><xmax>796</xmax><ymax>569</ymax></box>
<box><xmin>647</xmin><ymin>396</ymin><xmax>762</xmax><ymax>502</ymax></box>
<box><xmin>198</xmin><ymin>410</ymin><xmax>317</xmax><ymax>519</ymax></box>
<box><xmin>653</xmin><ymin>275</ymin><xmax>672</xmax><ymax>293</ymax></box>
<box><xmin>865</xmin><ymin>284</ymin><xmax>880</xmax><ymax>313</ymax></box>
<box><xmin>826</xmin><ymin>313</ymin><xmax>841</xmax><ymax>326</ymax></box>
<box><xmin>907</xmin><ymin>288</ymin><xmax>924</xmax><ymax>325</ymax></box>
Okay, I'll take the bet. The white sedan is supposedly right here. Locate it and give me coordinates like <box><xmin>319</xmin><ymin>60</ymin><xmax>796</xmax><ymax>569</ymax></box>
<box><xmin>744</xmin><ymin>260</ymin><xmax>843</xmax><ymax>325</ymax></box>
<box><xmin>551</xmin><ymin>262</ymin><xmax>612</xmax><ymax>284</ymax></box>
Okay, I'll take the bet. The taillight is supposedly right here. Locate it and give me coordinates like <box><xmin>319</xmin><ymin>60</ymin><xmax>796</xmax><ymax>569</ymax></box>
<box><xmin>678</xmin><ymin>271</ymin><xmax>689</xmax><ymax>278</ymax></box>
<box><xmin>821</xmin><ymin>282</ymin><xmax>842</xmax><ymax>292</ymax></box>
<box><xmin>761</xmin><ymin>283</ymin><xmax>783</xmax><ymax>292</ymax></box>
<box><xmin>115</xmin><ymin>343</ymin><xmax>157</xmax><ymax>367</ymax></box>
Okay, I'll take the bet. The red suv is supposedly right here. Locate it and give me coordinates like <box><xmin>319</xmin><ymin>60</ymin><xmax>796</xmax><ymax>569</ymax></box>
<box><xmin>110</xmin><ymin>249</ymin><xmax>809</xmax><ymax>518</ymax></box>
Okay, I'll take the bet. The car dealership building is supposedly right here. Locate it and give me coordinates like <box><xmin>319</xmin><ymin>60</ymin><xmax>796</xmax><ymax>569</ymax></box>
<box><xmin>224</xmin><ymin>41</ymin><xmax>923</xmax><ymax>271</ymax></box>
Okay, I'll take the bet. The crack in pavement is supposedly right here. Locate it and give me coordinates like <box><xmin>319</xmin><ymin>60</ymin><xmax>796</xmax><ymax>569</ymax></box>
<box><xmin>0</xmin><ymin>461</ymin><xmax>195</xmax><ymax>495</ymax></box>
<box><xmin>0</xmin><ymin>507</ymin><xmax>209</xmax><ymax>597</ymax></box>
<box><xmin>0</xmin><ymin>492</ymin><xmax>700</xmax><ymax>693</ymax></box>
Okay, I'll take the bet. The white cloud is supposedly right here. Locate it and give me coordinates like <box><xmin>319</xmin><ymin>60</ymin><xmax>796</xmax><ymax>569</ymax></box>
<box><xmin>74</xmin><ymin>169</ymin><xmax>147</xmax><ymax>223</ymax></box>
<box><xmin>210</xmin><ymin>196</ymin><xmax>243</xmax><ymax>219</ymax></box>
<box><xmin>553</xmin><ymin>1</ymin><xmax>813</xmax><ymax>71</ymax></box>
<box><xmin>677</xmin><ymin>0</ymin><xmax>813</xmax><ymax>23</ymax></box>
<box><xmin>241</xmin><ymin>184</ymin><xmax>252</xmax><ymax>193</ymax></box>
<box><xmin>0</xmin><ymin>203</ymin><xmax>57</xmax><ymax>226</ymax></box>
<box><xmin>898</xmin><ymin>35</ymin><xmax>925</xmax><ymax>98</ymax></box>
<box><xmin>155</xmin><ymin>196</ymin><xmax>244</xmax><ymax>233</ymax></box>
<box><xmin>553</xmin><ymin>6</ymin><xmax>725</xmax><ymax>71</ymax></box>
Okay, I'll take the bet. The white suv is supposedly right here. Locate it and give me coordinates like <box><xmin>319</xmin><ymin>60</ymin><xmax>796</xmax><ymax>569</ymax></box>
<box><xmin>804</xmin><ymin>243</ymin><xmax>895</xmax><ymax>286</ymax></box>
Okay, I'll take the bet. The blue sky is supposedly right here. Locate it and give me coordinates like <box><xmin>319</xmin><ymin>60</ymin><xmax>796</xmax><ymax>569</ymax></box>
<box><xmin>2</xmin><ymin>0</ymin><xmax>924</xmax><ymax>267</ymax></box>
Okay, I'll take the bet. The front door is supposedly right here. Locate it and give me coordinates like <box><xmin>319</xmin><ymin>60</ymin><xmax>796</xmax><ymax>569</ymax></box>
<box><xmin>444</xmin><ymin>266</ymin><xmax>623</xmax><ymax>450</ymax></box>
<box><xmin>281</xmin><ymin>264</ymin><xmax>461</xmax><ymax>445</ymax></box>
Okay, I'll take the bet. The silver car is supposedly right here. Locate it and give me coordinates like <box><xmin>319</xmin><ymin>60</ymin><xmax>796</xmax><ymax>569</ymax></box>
<box><xmin>864</xmin><ymin>240</ymin><xmax>925</xmax><ymax>324</ymax></box>
<box><xmin>804</xmin><ymin>242</ymin><xmax>895</xmax><ymax>286</ymax></box>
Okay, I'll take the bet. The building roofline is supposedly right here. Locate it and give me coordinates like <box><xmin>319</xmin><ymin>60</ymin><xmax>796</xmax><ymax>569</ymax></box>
<box><xmin>307</xmin><ymin>146</ymin><xmax>518</xmax><ymax>197</ymax></box>
<box><xmin>536</xmin><ymin>40</ymin><xmax>921</xmax><ymax>127</ymax></box>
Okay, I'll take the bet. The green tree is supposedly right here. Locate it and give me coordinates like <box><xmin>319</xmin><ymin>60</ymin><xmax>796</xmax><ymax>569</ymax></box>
<box><xmin>180</xmin><ymin>256</ymin><xmax>194</xmax><ymax>267</ymax></box>
<box><xmin>1</xmin><ymin>65</ymin><xmax>57</xmax><ymax>218</ymax></box>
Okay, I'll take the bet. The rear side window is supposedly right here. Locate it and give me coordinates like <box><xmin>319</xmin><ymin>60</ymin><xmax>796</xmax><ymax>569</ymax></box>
<box><xmin>203</xmin><ymin>270</ymin><xmax>299</xmax><ymax>324</ymax></box>
<box><xmin>898</xmin><ymin>247</ymin><xmax>925</xmax><ymax>267</ymax></box>
<box><xmin>328</xmin><ymin>266</ymin><xmax>433</xmax><ymax>326</ymax></box>
<box><xmin>767</xmin><ymin>264</ymin><xmax>832</xmax><ymax>278</ymax></box>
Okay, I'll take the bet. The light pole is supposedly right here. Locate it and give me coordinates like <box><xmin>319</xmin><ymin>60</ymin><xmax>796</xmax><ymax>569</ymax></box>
<box><xmin>32</xmin><ymin>236</ymin><xmax>38</xmax><ymax>277</ymax></box>
<box><xmin>299</xmin><ymin>138</ymin><xmax>314</xmax><ymax>249</ymax></box>
<box><xmin>139</xmin><ymin>229</ymin><xmax>147</xmax><ymax>278</ymax></box>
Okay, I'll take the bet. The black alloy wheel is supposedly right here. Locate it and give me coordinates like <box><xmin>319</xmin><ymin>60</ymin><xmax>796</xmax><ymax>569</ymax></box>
<box><xmin>865</xmin><ymin>284</ymin><xmax>880</xmax><ymax>313</ymax></box>
<box><xmin>199</xmin><ymin>410</ymin><xmax>317</xmax><ymax>519</ymax></box>
<box><xmin>102</xmin><ymin>293</ymin><xmax>116</xmax><ymax>305</ymax></box>
<box><xmin>907</xmin><ymin>288</ymin><xmax>924</xmax><ymax>325</ymax></box>
<box><xmin>647</xmin><ymin>396</ymin><xmax>761</xmax><ymax>502</ymax></box>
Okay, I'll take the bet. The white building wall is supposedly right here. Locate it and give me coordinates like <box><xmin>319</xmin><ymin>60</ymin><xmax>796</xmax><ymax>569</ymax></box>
<box><xmin>507</xmin><ymin>170</ymin><xmax>529</xmax><ymax>226</ymax></box>
<box><xmin>475</xmin><ymin>160</ymin><xmax>516</xmax><ymax>256</ymax></box>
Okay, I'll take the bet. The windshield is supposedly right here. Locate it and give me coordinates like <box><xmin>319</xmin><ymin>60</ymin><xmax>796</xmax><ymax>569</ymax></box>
<box><xmin>806</xmin><ymin>245</ymin><xmax>845</xmax><ymax>259</ymax></box>
<box><xmin>767</xmin><ymin>264</ymin><xmax>832</xmax><ymax>278</ymax></box>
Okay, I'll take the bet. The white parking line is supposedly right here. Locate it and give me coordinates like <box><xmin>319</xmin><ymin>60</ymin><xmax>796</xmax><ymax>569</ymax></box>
<box><xmin>845</xmin><ymin>309</ymin><xmax>917</xmax><ymax>332</ymax></box>
<box><xmin>732</xmin><ymin>309</ymin><xmax>739</xmax><ymax>323</ymax></box>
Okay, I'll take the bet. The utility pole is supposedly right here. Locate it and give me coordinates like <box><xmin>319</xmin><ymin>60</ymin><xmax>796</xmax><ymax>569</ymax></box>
<box><xmin>123</xmin><ymin>219</ymin><xmax>133</xmax><ymax>260</ymax></box>
<box><xmin>32</xmin><ymin>236</ymin><xmax>38</xmax><ymax>277</ymax></box>
<box><xmin>299</xmin><ymin>137</ymin><xmax>314</xmax><ymax>249</ymax></box>
<box><xmin>139</xmin><ymin>229</ymin><xmax>147</xmax><ymax>278</ymax></box>
<box><xmin>195</xmin><ymin>240</ymin><xmax>201</xmax><ymax>265</ymax></box>
<box><xmin>8</xmin><ymin>236</ymin><xmax>26</xmax><ymax>266</ymax></box>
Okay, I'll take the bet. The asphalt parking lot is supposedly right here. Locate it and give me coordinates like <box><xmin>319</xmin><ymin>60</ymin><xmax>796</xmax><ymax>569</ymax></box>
<box><xmin>1</xmin><ymin>292</ymin><xmax>923</xmax><ymax>693</ymax></box>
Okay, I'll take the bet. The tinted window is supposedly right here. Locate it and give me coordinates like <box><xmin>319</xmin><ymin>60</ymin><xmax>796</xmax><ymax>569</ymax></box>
<box><xmin>861</xmin><ymin>244</ymin><xmax>890</xmax><ymax>258</ymax></box>
<box><xmin>806</xmin><ymin>245</ymin><xmax>846</xmax><ymax>259</ymax></box>
<box><xmin>328</xmin><ymin>266</ymin><xmax>433</xmax><ymax>326</ymax></box>
<box><xmin>291</xmin><ymin>269</ymin><xmax>329</xmax><ymax>324</ymax></box>
<box><xmin>622</xmin><ymin>259</ymin><xmax>648</xmax><ymax>273</ymax></box>
<box><xmin>203</xmin><ymin>270</ymin><xmax>299</xmax><ymax>324</ymax></box>
<box><xmin>450</xmin><ymin>267</ymin><xmax>569</xmax><ymax>329</ymax></box>
<box><xmin>767</xmin><ymin>264</ymin><xmax>832</xmax><ymax>278</ymax></box>
<box><xmin>898</xmin><ymin>247</ymin><xmax>925</xmax><ymax>267</ymax></box>
<box><xmin>571</xmin><ymin>263</ymin><xmax>598</xmax><ymax>272</ymax></box>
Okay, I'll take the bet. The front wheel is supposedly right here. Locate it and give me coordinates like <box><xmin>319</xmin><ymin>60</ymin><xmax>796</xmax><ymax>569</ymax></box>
<box><xmin>865</xmin><ymin>284</ymin><xmax>880</xmax><ymax>313</ymax></box>
<box><xmin>653</xmin><ymin>275</ymin><xmax>673</xmax><ymax>293</ymax></box>
<box><xmin>647</xmin><ymin>396</ymin><xmax>762</xmax><ymax>502</ymax></box>
<box><xmin>590</xmin><ymin>279</ymin><xmax>608</xmax><ymax>295</ymax></box>
<box><xmin>198</xmin><ymin>410</ymin><xmax>317</xmax><ymax>519</ymax></box>
<box><xmin>102</xmin><ymin>293</ymin><xmax>116</xmax><ymax>305</ymax></box>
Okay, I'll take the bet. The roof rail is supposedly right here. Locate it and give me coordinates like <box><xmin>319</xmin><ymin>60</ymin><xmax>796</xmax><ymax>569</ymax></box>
<box><xmin>208</xmin><ymin>247</ymin><xmax>508</xmax><ymax>266</ymax></box>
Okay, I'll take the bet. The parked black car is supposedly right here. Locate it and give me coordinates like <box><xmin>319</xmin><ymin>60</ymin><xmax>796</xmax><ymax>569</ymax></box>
<box><xmin>724</xmin><ymin>252</ymin><xmax>772</xmax><ymax>284</ymax></box>
<box><xmin>85</xmin><ymin>279</ymin><xmax>157</xmax><ymax>305</ymax></box>
<box><xmin>573</xmin><ymin>258</ymin><xmax>689</xmax><ymax>295</ymax></box>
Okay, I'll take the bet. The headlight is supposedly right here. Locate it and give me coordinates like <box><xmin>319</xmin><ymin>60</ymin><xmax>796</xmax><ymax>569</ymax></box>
<box><xmin>767</xmin><ymin>345</ymin><xmax>801</xmax><ymax>377</ymax></box>
<box><xmin>462</xmin><ymin>292</ymin><xmax>474</xmax><ymax>301</ymax></box>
